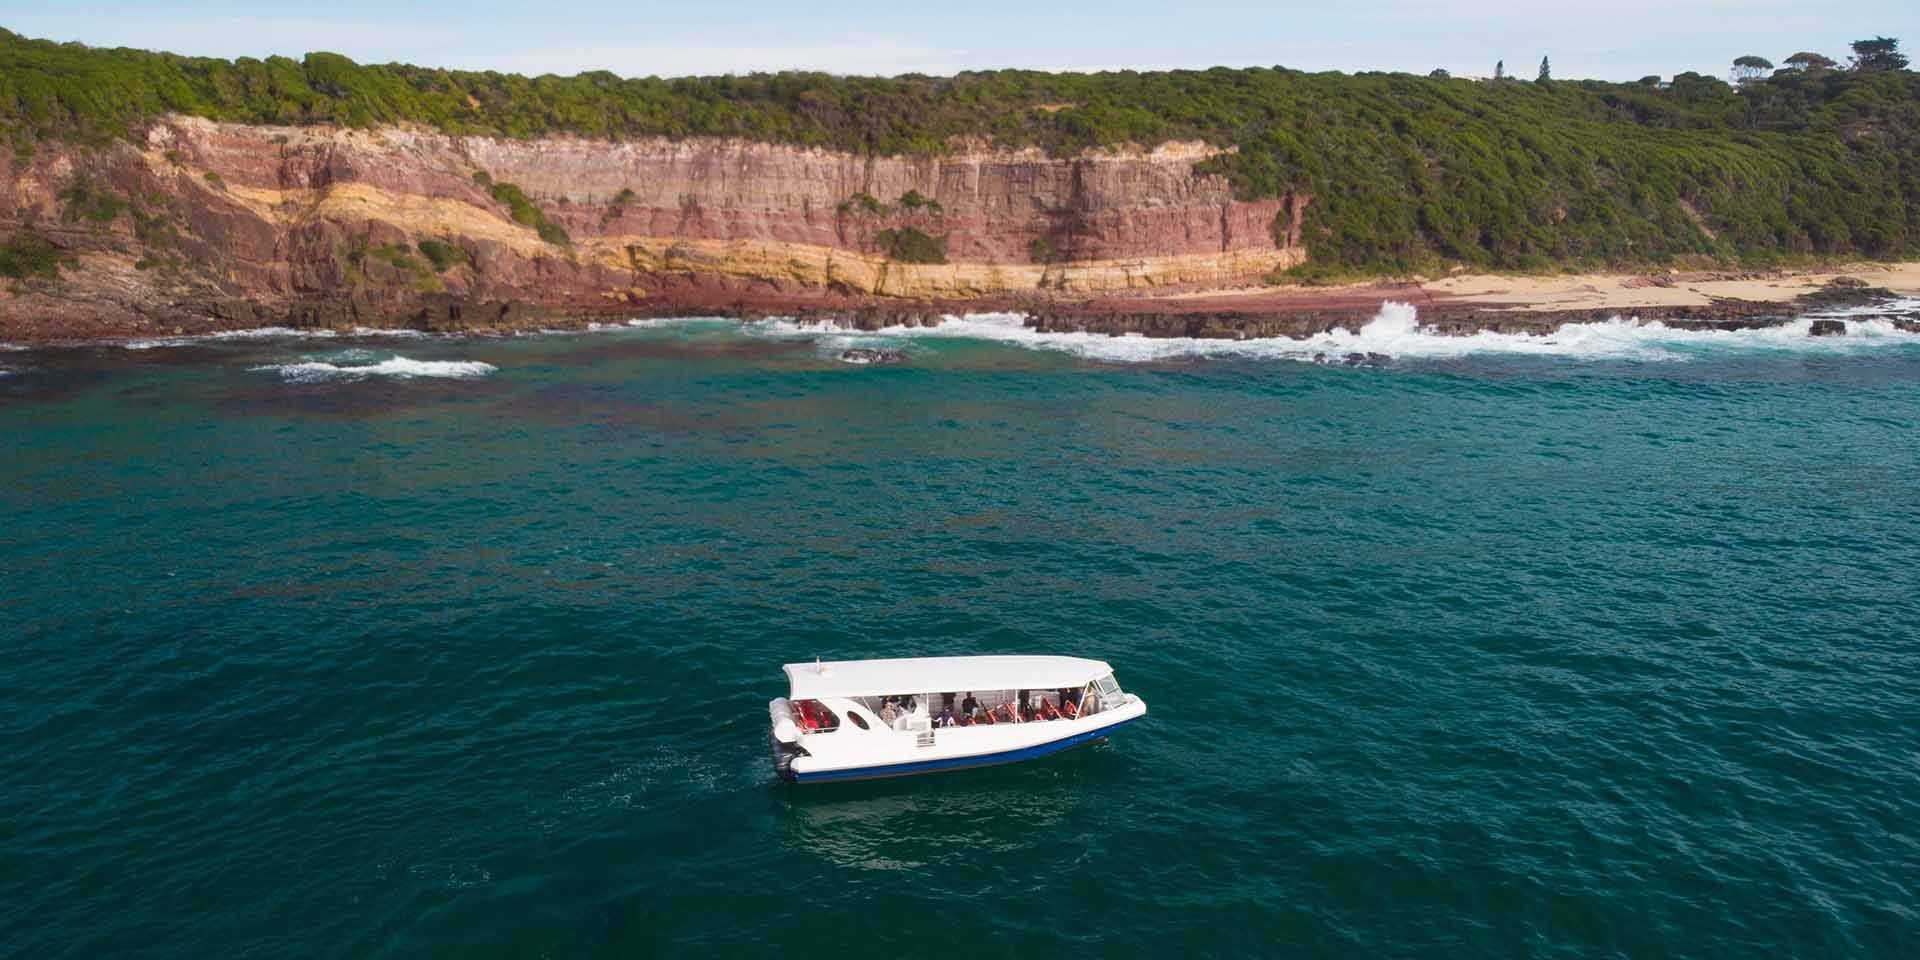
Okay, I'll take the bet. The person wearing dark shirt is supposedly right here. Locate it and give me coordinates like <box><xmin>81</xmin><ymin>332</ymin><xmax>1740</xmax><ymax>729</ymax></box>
<box><xmin>961</xmin><ymin>692</ymin><xmax>979</xmax><ymax>716</ymax></box>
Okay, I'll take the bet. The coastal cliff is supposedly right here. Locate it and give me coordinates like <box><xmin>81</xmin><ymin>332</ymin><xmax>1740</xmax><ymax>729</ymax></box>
<box><xmin>0</xmin><ymin>117</ymin><xmax>1306</xmax><ymax>338</ymax></box>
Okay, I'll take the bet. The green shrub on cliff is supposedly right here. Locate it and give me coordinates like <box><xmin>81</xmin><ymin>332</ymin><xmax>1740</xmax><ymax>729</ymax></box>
<box><xmin>57</xmin><ymin>176</ymin><xmax>127</xmax><ymax>225</ymax></box>
<box><xmin>130</xmin><ymin>205</ymin><xmax>179</xmax><ymax>248</ymax></box>
<box><xmin>2</xmin><ymin>28</ymin><xmax>1917</xmax><ymax>273</ymax></box>
<box><xmin>875</xmin><ymin>227</ymin><xmax>948</xmax><ymax>264</ymax></box>
<box><xmin>369</xmin><ymin>242</ymin><xmax>423</xmax><ymax>273</ymax></box>
<box><xmin>415</xmin><ymin>238</ymin><xmax>468</xmax><ymax>271</ymax></box>
<box><xmin>837</xmin><ymin>192</ymin><xmax>889</xmax><ymax>216</ymax></box>
<box><xmin>898</xmin><ymin>189</ymin><xmax>941</xmax><ymax>212</ymax></box>
<box><xmin>600</xmin><ymin>187</ymin><xmax>637</xmax><ymax>230</ymax></box>
<box><xmin>0</xmin><ymin>231</ymin><xmax>69</xmax><ymax>282</ymax></box>
<box><xmin>488</xmin><ymin>180</ymin><xmax>569</xmax><ymax>246</ymax></box>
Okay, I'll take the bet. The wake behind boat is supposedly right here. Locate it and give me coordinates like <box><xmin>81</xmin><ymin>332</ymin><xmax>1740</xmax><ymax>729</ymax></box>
<box><xmin>768</xmin><ymin>655</ymin><xmax>1147</xmax><ymax>783</ymax></box>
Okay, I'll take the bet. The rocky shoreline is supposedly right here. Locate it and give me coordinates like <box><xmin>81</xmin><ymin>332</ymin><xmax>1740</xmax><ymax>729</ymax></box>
<box><xmin>6</xmin><ymin>282</ymin><xmax>1915</xmax><ymax>349</ymax></box>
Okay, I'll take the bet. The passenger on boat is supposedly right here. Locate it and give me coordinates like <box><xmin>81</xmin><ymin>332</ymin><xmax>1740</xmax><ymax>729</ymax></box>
<box><xmin>878</xmin><ymin>700</ymin><xmax>899</xmax><ymax>726</ymax></box>
<box><xmin>935</xmin><ymin>705</ymin><xmax>955</xmax><ymax>727</ymax></box>
<box><xmin>1058</xmin><ymin>689</ymin><xmax>1080</xmax><ymax>719</ymax></box>
<box><xmin>961</xmin><ymin>692</ymin><xmax>979</xmax><ymax>716</ymax></box>
<box><xmin>1039</xmin><ymin>698</ymin><xmax>1061</xmax><ymax>721</ymax></box>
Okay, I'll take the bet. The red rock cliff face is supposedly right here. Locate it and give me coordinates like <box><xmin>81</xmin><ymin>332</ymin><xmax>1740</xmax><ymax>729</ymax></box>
<box><xmin>0</xmin><ymin>116</ymin><xmax>1309</xmax><ymax>338</ymax></box>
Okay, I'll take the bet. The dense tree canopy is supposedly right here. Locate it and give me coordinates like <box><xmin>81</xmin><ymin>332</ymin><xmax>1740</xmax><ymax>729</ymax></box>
<box><xmin>1</xmin><ymin>29</ymin><xmax>1916</xmax><ymax>275</ymax></box>
<box><xmin>1732</xmin><ymin>56</ymin><xmax>1774</xmax><ymax>83</ymax></box>
<box><xmin>1784</xmin><ymin>52</ymin><xmax>1838</xmax><ymax>73</ymax></box>
<box><xmin>1850</xmin><ymin>37</ymin><xmax>1909</xmax><ymax>73</ymax></box>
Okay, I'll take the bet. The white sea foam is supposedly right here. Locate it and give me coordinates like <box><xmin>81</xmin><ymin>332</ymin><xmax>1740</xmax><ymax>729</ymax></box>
<box><xmin>747</xmin><ymin>299</ymin><xmax>1920</xmax><ymax>364</ymax></box>
<box><xmin>349</xmin><ymin>326</ymin><xmax>434</xmax><ymax>339</ymax></box>
<box><xmin>250</xmin><ymin>354</ymin><xmax>498</xmax><ymax>383</ymax></box>
<box><xmin>122</xmin><ymin>327</ymin><xmax>343</xmax><ymax>350</ymax></box>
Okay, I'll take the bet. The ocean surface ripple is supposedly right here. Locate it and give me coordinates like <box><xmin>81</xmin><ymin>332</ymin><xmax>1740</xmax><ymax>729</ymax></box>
<box><xmin>2</xmin><ymin>314</ymin><xmax>1917</xmax><ymax>956</ymax></box>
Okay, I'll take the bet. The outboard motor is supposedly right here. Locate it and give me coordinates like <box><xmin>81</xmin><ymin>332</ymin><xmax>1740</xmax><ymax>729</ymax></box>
<box><xmin>769</xmin><ymin>731</ymin><xmax>805</xmax><ymax>783</ymax></box>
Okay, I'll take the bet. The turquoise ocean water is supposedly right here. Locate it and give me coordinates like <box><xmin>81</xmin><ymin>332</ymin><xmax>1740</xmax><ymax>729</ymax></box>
<box><xmin>3</xmin><ymin>307</ymin><xmax>1917</xmax><ymax>956</ymax></box>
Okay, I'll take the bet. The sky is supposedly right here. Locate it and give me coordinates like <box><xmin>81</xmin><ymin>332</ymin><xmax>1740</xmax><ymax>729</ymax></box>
<box><xmin>3</xmin><ymin>1</ymin><xmax>1915</xmax><ymax>82</ymax></box>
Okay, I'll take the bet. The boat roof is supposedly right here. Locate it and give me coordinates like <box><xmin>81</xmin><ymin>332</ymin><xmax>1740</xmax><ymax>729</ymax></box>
<box><xmin>783</xmin><ymin>655</ymin><xmax>1113</xmax><ymax>700</ymax></box>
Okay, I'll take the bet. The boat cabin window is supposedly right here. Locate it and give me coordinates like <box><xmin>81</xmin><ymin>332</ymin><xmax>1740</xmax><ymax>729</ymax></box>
<box><xmin>846</xmin><ymin>711</ymin><xmax>869</xmax><ymax>730</ymax></box>
<box><xmin>791</xmin><ymin>699</ymin><xmax>840</xmax><ymax>733</ymax></box>
<box><xmin>838</xmin><ymin>685</ymin><xmax>1116</xmax><ymax>726</ymax></box>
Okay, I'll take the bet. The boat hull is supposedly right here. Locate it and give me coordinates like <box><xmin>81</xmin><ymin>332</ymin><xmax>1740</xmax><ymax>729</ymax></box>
<box><xmin>792</xmin><ymin>716</ymin><xmax>1141</xmax><ymax>783</ymax></box>
<box><xmin>784</xmin><ymin>700</ymin><xmax>1146</xmax><ymax>784</ymax></box>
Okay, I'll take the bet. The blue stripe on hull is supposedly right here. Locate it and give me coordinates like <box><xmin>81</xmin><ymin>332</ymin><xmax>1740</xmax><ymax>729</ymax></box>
<box><xmin>791</xmin><ymin>716</ymin><xmax>1142</xmax><ymax>783</ymax></box>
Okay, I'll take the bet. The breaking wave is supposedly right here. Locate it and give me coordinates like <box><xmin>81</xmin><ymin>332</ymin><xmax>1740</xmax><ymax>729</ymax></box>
<box><xmin>747</xmin><ymin>299</ymin><xmax>1920</xmax><ymax>363</ymax></box>
<box><xmin>250</xmin><ymin>354</ymin><xmax>498</xmax><ymax>383</ymax></box>
<box><xmin>123</xmin><ymin>327</ymin><xmax>343</xmax><ymax>350</ymax></box>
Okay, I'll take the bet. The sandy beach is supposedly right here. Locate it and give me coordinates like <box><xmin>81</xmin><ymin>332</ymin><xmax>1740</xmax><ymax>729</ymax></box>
<box><xmin>1133</xmin><ymin>262</ymin><xmax>1920</xmax><ymax>316</ymax></box>
<box><xmin>1422</xmin><ymin>262</ymin><xmax>1920</xmax><ymax>311</ymax></box>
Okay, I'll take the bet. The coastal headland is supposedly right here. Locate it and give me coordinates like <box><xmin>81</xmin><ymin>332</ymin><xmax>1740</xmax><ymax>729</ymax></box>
<box><xmin>3</xmin><ymin>31</ymin><xmax>1918</xmax><ymax>343</ymax></box>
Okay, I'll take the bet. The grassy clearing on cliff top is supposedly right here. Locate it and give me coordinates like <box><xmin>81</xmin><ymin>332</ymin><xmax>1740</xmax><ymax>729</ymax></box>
<box><xmin>1</xmin><ymin>28</ymin><xmax>1917</xmax><ymax>276</ymax></box>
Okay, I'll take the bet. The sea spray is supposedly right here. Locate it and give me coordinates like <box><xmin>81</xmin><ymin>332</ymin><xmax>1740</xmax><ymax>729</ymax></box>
<box><xmin>744</xmin><ymin>300</ymin><xmax>1920</xmax><ymax>363</ymax></box>
<box><xmin>250</xmin><ymin>355</ymin><xmax>498</xmax><ymax>383</ymax></box>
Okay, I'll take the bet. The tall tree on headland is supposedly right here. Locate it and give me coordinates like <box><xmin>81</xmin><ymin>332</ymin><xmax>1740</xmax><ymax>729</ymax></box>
<box><xmin>1537</xmin><ymin>56</ymin><xmax>1551</xmax><ymax>81</ymax></box>
<box><xmin>1731</xmin><ymin>55</ymin><xmax>1773</xmax><ymax>83</ymax></box>
<box><xmin>1494</xmin><ymin>60</ymin><xmax>1505</xmax><ymax>80</ymax></box>
<box><xmin>1783</xmin><ymin>52</ymin><xmax>1837</xmax><ymax>74</ymax></box>
<box><xmin>1849</xmin><ymin>37</ymin><xmax>1908</xmax><ymax>72</ymax></box>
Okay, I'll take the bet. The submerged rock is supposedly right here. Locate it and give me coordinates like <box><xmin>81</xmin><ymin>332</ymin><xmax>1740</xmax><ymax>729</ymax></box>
<box><xmin>1809</xmin><ymin>319</ymin><xmax>1846</xmax><ymax>337</ymax></box>
<box><xmin>1310</xmin><ymin>351</ymin><xmax>1391</xmax><ymax>368</ymax></box>
<box><xmin>839</xmin><ymin>347</ymin><xmax>906</xmax><ymax>365</ymax></box>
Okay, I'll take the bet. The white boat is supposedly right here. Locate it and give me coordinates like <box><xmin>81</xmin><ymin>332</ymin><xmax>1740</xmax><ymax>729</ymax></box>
<box><xmin>768</xmin><ymin>655</ymin><xmax>1147</xmax><ymax>783</ymax></box>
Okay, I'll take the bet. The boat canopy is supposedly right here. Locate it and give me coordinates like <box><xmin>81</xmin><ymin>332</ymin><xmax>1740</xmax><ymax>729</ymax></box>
<box><xmin>783</xmin><ymin>655</ymin><xmax>1113</xmax><ymax>701</ymax></box>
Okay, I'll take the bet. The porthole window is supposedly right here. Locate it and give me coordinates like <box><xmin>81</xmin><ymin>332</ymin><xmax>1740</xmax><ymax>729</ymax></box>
<box><xmin>847</xmin><ymin>711</ymin><xmax>869</xmax><ymax>730</ymax></box>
